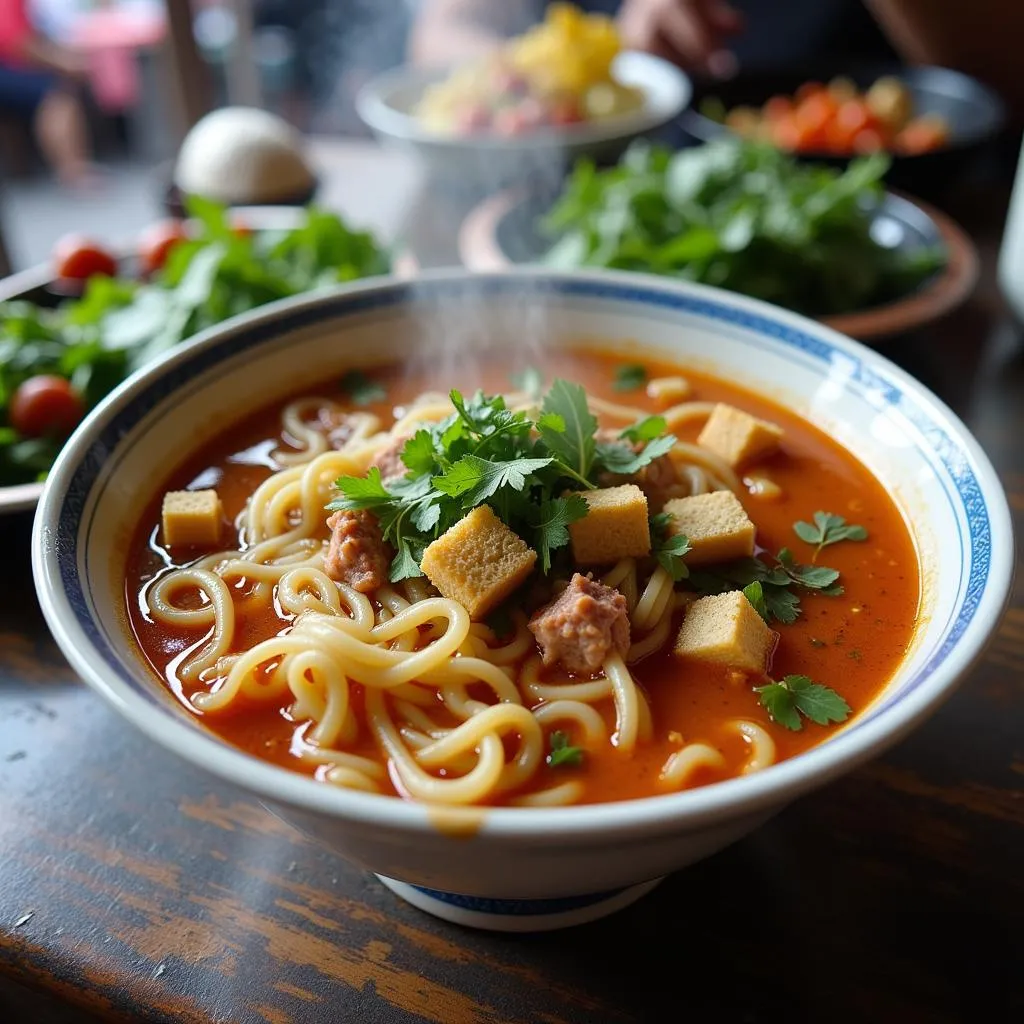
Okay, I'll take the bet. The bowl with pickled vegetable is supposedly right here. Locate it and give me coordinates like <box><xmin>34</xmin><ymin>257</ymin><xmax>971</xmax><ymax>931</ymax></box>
<box><xmin>459</xmin><ymin>139</ymin><xmax>978</xmax><ymax>341</ymax></box>
<box><xmin>0</xmin><ymin>201</ymin><xmax>392</xmax><ymax>513</ymax></box>
<box><xmin>680</xmin><ymin>65</ymin><xmax>1005</xmax><ymax>192</ymax></box>
<box><xmin>356</xmin><ymin>4</ymin><xmax>690</xmax><ymax>182</ymax></box>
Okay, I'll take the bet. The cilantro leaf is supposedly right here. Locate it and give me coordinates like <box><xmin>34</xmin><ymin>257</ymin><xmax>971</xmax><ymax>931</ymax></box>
<box><xmin>511</xmin><ymin>366</ymin><xmax>544</xmax><ymax>400</ymax></box>
<box><xmin>547</xmin><ymin>730</ymin><xmax>584</xmax><ymax>767</ymax></box>
<box><xmin>433</xmin><ymin>455</ymin><xmax>552</xmax><ymax>505</ymax></box>
<box><xmin>743</xmin><ymin>580</ymin><xmax>768</xmax><ymax>620</ymax></box>
<box><xmin>755</xmin><ymin>675</ymin><xmax>851</xmax><ymax>731</ymax></box>
<box><xmin>400</xmin><ymin>430</ymin><xmax>437</xmax><ymax>476</ymax></box>
<box><xmin>539</xmin><ymin>379</ymin><xmax>598</xmax><ymax>483</ymax></box>
<box><xmin>329</xmin><ymin>466</ymin><xmax>391</xmax><ymax>508</ymax></box>
<box><xmin>595</xmin><ymin>432</ymin><xmax>677</xmax><ymax>476</ymax></box>
<box><xmin>340</xmin><ymin>369</ymin><xmax>386</xmax><ymax>406</ymax></box>
<box><xmin>620</xmin><ymin>415</ymin><xmax>667</xmax><ymax>443</ymax></box>
<box><xmin>794</xmin><ymin>511</ymin><xmax>868</xmax><ymax>561</ymax></box>
<box><xmin>777</xmin><ymin>548</ymin><xmax>841</xmax><ymax>590</ymax></box>
<box><xmin>390</xmin><ymin>538</ymin><xmax>425</xmax><ymax>582</ymax></box>
<box><xmin>527</xmin><ymin>495</ymin><xmax>588</xmax><ymax>573</ymax></box>
<box><xmin>613</xmin><ymin>364</ymin><xmax>647</xmax><ymax>392</ymax></box>
<box><xmin>753</xmin><ymin>682</ymin><xmax>802</xmax><ymax>730</ymax></box>
<box><xmin>650</xmin><ymin>512</ymin><xmax>691</xmax><ymax>581</ymax></box>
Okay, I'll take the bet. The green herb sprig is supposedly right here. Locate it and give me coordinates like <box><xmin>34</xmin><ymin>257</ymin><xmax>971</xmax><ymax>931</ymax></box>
<box><xmin>794</xmin><ymin>511</ymin><xmax>868</xmax><ymax>562</ymax></box>
<box><xmin>754</xmin><ymin>674</ymin><xmax>852</xmax><ymax>731</ymax></box>
<box><xmin>692</xmin><ymin>546</ymin><xmax>842</xmax><ymax>625</ymax></box>
<box><xmin>327</xmin><ymin>380</ymin><xmax>677</xmax><ymax>581</ymax></box>
<box><xmin>547</xmin><ymin>731</ymin><xmax>585</xmax><ymax>767</ymax></box>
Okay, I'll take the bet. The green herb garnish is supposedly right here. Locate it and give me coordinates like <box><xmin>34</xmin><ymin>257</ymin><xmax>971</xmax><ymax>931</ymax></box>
<box><xmin>691</xmin><ymin>547</ymin><xmax>842</xmax><ymax>625</ymax></box>
<box><xmin>541</xmin><ymin>139</ymin><xmax>944</xmax><ymax>318</ymax></box>
<box><xmin>339</xmin><ymin>370</ymin><xmax>386</xmax><ymax>406</ymax></box>
<box><xmin>613</xmin><ymin>364</ymin><xmax>647</xmax><ymax>392</ymax></box>
<box><xmin>793</xmin><ymin>511</ymin><xmax>868</xmax><ymax>562</ymax></box>
<box><xmin>327</xmin><ymin>380</ymin><xmax>676</xmax><ymax>581</ymax></box>
<box><xmin>754</xmin><ymin>675</ymin><xmax>852</xmax><ymax>731</ymax></box>
<box><xmin>547</xmin><ymin>730</ymin><xmax>585</xmax><ymax>767</ymax></box>
<box><xmin>650</xmin><ymin>511</ymin><xmax>691</xmax><ymax>581</ymax></box>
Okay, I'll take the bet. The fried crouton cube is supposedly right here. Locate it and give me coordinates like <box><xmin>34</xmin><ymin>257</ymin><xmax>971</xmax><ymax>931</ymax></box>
<box><xmin>697</xmin><ymin>403</ymin><xmax>783</xmax><ymax>468</ymax></box>
<box><xmin>674</xmin><ymin>591</ymin><xmax>774</xmax><ymax>674</ymax></box>
<box><xmin>421</xmin><ymin>505</ymin><xmax>537</xmax><ymax>620</ymax></box>
<box><xmin>568</xmin><ymin>484</ymin><xmax>650</xmax><ymax>564</ymax></box>
<box><xmin>662</xmin><ymin>490</ymin><xmax>755</xmax><ymax>566</ymax></box>
<box><xmin>161</xmin><ymin>490</ymin><xmax>223</xmax><ymax>547</ymax></box>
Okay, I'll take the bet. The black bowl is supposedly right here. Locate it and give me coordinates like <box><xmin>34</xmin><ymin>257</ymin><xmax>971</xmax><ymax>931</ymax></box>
<box><xmin>675</xmin><ymin>64</ymin><xmax>1006</xmax><ymax>193</ymax></box>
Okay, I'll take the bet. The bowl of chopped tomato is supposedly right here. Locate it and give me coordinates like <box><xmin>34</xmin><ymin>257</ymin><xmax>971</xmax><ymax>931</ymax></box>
<box><xmin>680</xmin><ymin>64</ymin><xmax>1005</xmax><ymax>192</ymax></box>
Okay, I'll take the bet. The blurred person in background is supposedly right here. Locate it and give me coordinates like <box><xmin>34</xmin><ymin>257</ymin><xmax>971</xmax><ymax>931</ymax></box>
<box><xmin>0</xmin><ymin>0</ymin><xmax>94</xmax><ymax>186</ymax></box>
<box><xmin>410</xmin><ymin>0</ymin><xmax>1023</xmax><ymax>120</ymax></box>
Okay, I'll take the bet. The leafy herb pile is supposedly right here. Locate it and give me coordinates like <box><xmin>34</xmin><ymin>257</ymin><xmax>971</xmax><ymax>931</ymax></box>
<box><xmin>0</xmin><ymin>199</ymin><xmax>389</xmax><ymax>487</ymax></box>
<box><xmin>539</xmin><ymin>139</ymin><xmax>944</xmax><ymax>317</ymax></box>
<box><xmin>328</xmin><ymin>378</ymin><xmax>675</xmax><ymax>581</ymax></box>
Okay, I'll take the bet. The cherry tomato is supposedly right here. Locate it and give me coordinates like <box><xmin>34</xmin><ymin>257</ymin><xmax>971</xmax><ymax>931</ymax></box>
<box><xmin>852</xmin><ymin>128</ymin><xmax>885</xmax><ymax>154</ymax></box>
<box><xmin>770</xmin><ymin>116</ymin><xmax>803</xmax><ymax>151</ymax></box>
<box><xmin>894</xmin><ymin>117</ymin><xmax>949</xmax><ymax>155</ymax></box>
<box><xmin>761</xmin><ymin>95</ymin><xmax>794</xmax><ymax>122</ymax></box>
<box><xmin>137</xmin><ymin>219</ymin><xmax>188</xmax><ymax>276</ymax></box>
<box><xmin>795</xmin><ymin>81</ymin><xmax>825</xmax><ymax>103</ymax></box>
<box><xmin>9</xmin><ymin>376</ymin><xmax>85</xmax><ymax>439</ymax></box>
<box><xmin>52</xmin><ymin>234</ymin><xmax>117</xmax><ymax>281</ymax></box>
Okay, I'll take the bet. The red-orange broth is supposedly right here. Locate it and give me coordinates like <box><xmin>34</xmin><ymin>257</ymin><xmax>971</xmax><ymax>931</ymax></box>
<box><xmin>126</xmin><ymin>348</ymin><xmax>919</xmax><ymax>805</ymax></box>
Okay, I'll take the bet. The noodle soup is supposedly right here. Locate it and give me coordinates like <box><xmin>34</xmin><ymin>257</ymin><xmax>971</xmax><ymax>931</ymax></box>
<box><xmin>127</xmin><ymin>348</ymin><xmax>918</xmax><ymax>808</ymax></box>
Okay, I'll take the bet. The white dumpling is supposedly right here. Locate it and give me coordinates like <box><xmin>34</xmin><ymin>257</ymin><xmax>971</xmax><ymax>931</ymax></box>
<box><xmin>174</xmin><ymin>106</ymin><xmax>316</xmax><ymax>204</ymax></box>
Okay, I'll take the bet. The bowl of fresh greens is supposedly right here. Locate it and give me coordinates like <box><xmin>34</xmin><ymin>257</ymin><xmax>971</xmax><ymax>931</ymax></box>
<box><xmin>0</xmin><ymin>200</ymin><xmax>392</xmax><ymax>512</ymax></box>
<box><xmin>458</xmin><ymin>139</ymin><xmax>978</xmax><ymax>341</ymax></box>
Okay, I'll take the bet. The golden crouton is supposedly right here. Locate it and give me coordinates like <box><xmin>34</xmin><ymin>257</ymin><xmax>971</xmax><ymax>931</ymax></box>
<box><xmin>663</xmin><ymin>490</ymin><xmax>755</xmax><ymax>566</ymax></box>
<box><xmin>697</xmin><ymin>403</ymin><xmax>783</xmax><ymax>468</ymax></box>
<box><xmin>674</xmin><ymin>590</ymin><xmax>774</xmax><ymax>674</ymax></box>
<box><xmin>421</xmin><ymin>505</ymin><xmax>537</xmax><ymax>620</ymax></box>
<box><xmin>161</xmin><ymin>490</ymin><xmax>223</xmax><ymax>547</ymax></box>
<box><xmin>568</xmin><ymin>484</ymin><xmax>650</xmax><ymax>564</ymax></box>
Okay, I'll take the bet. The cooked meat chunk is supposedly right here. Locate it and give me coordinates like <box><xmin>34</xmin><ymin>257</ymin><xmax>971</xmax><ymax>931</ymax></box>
<box><xmin>324</xmin><ymin>509</ymin><xmax>390</xmax><ymax>592</ymax></box>
<box><xmin>370</xmin><ymin>433</ymin><xmax>410</xmax><ymax>482</ymax></box>
<box><xmin>529</xmin><ymin>573</ymin><xmax>630</xmax><ymax>674</ymax></box>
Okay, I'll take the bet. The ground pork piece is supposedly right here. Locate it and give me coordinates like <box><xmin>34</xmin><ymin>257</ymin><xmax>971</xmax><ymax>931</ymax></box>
<box><xmin>370</xmin><ymin>433</ymin><xmax>411</xmax><ymax>482</ymax></box>
<box><xmin>324</xmin><ymin>509</ymin><xmax>390</xmax><ymax>592</ymax></box>
<box><xmin>528</xmin><ymin>573</ymin><xmax>631</xmax><ymax>674</ymax></box>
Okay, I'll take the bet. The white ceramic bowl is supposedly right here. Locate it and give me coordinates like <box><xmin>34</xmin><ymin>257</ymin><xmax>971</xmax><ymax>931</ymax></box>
<box><xmin>355</xmin><ymin>52</ymin><xmax>691</xmax><ymax>183</ymax></box>
<box><xmin>33</xmin><ymin>270</ymin><xmax>1012</xmax><ymax>931</ymax></box>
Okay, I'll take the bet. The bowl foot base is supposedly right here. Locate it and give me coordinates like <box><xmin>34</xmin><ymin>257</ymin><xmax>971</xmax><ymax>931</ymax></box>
<box><xmin>375</xmin><ymin>875</ymin><xmax>663</xmax><ymax>931</ymax></box>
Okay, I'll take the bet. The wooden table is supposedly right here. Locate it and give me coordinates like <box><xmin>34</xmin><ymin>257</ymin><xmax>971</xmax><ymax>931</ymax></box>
<box><xmin>2</xmin><ymin>153</ymin><xmax>1023</xmax><ymax>1024</ymax></box>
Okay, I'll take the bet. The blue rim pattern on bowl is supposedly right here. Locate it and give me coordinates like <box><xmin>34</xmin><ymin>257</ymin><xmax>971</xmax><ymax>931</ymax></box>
<box><xmin>56</xmin><ymin>276</ymin><xmax>989</xmax><ymax>730</ymax></box>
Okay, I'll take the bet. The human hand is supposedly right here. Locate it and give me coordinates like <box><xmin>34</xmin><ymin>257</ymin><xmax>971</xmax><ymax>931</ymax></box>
<box><xmin>617</xmin><ymin>0</ymin><xmax>743</xmax><ymax>77</ymax></box>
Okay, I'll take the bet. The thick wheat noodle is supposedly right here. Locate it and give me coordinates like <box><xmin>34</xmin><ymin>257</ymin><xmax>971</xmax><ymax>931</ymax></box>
<box><xmin>532</xmin><ymin>700</ymin><xmax>609</xmax><ymax>745</ymax></box>
<box><xmin>659</xmin><ymin>743</ymin><xmax>727</xmax><ymax>787</ymax></box>
<box><xmin>628</xmin><ymin>596</ymin><xmax>675</xmax><ymax>663</ymax></box>
<box><xmin>275</xmin><ymin>399</ymin><xmax>382</xmax><ymax>467</ymax></box>
<box><xmin>512</xmin><ymin>781</ymin><xmax>585</xmax><ymax>807</ymax></box>
<box><xmin>733</xmin><ymin>720</ymin><xmax>777</xmax><ymax>773</ymax></box>
<box><xmin>632</xmin><ymin>566</ymin><xmax>674</xmax><ymax>633</ymax></box>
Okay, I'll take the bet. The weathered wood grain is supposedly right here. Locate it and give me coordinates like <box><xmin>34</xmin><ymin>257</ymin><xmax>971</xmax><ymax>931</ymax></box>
<box><xmin>1</xmin><ymin>176</ymin><xmax>1023</xmax><ymax>1023</ymax></box>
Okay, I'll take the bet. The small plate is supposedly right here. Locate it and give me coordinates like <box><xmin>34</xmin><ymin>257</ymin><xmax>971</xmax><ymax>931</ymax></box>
<box><xmin>458</xmin><ymin>187</ymin><xmax>978</xmax><ymax>342</ymax></box>
<box><xmin>355</xmin><ymin>52</ymin><xmax>691</xmax><ymax>183</ymax></box>
<box><xmin>678</xmin><ymin>64</ymin><xmax>1006</xmax><ymax>193</ymax></box>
